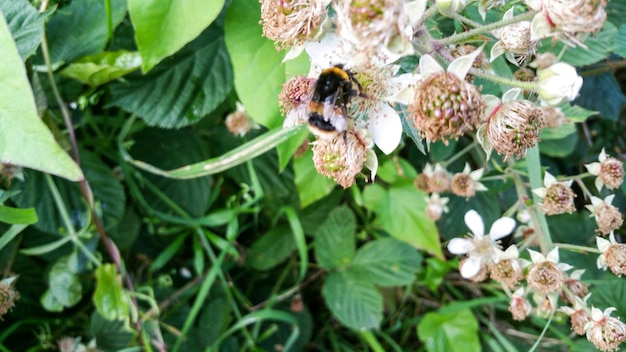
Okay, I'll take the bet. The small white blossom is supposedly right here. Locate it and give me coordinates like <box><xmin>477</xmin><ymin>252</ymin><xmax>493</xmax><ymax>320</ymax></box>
<box><xmin>448</xmin><ymin>210</ymin><xmax>516</xmax><ymax>278</ymax></box>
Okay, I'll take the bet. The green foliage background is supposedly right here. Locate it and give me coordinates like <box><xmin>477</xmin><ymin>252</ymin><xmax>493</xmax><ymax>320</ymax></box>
<box><xmin>0</xmin><ymin>0</ymin><xmax>626</xmax><ymax>351</ymax></box>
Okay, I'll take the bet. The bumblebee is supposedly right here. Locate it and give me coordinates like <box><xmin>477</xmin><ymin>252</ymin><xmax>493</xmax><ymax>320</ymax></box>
<box><xmin>307</xmin><ymin>64</ymin><xmax>365</xmax><ymax>138</ymax></box>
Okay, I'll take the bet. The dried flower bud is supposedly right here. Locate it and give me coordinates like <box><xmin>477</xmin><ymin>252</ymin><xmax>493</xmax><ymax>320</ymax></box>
<box><xmin>586</xmin><ymin>196</ymin><xmax>623</xmax><ymax>236</ymax></box>
<box><xmin>414</xmin><ymin>173</ymin><xmax>431</xmax><ymax>192</ymax></box>
<box><xmin>526</xmin><ymin>254</ymin><xmax>566</xmax><ymax>294</ymax></box>
<box><xmin>585</xmin><ymin>307</ymin><xmax>626</xmax><ymax>352</ymax></box>
<box><xmin>312</xmin><ymin>128</ymin><xmax>371</xmax><ymax>188</ymax></box>
<box><xmin>534</xmin><ymin>172</ymin><xmax>576</xmax><ymax>216</ymax></box>
<box><xmin>599</xmin><ymin>159</ymin><xmax>625</xmax><ymax>190</ymax></box>
<box><xmin>429</xmin><ymin>167</ymin><xmax>451</xmax><ymax>193</ymax></box>
<box><xmin>543</xmin><ymin>0</ymin><xmax>607</xmax><ymax>34</ymax></box>
<box><xmin>539</xmin><ymin>106</ymin><xmax>566</xmax><ymax>128</ymax></box>
<box><xmin>485</xmin><ymin>100</ymin><xmax>543</xmax><ymax>160</ymax></box>
<box><xmin>571</xmin><ymin>309</ymin><xmax>593</xmax><ymax>335</ymax></box>
<box><xmin>333</xmin><ymin>0</ymin><xmax>412</xmax><ymax>54</ymax></box>
<box><xmin>425</xmin><ymin>193</ymin><xmax>449</xmax><ymax>221</ymax></box>
<box><xmin>560</xmin><ymin>270</ymin><xmax>589</xmax><ymax>305</ymax></box>
<box><xmin>225</xmin><ymin>102</ymin><xmax>259</xmax><ymax>137</ymax></box>
<box><xmin>0</xmin><ymin>278</ymin><xmax>19</xmax><ymax>319</ymax></box>
<box><xmin>491</xmin><ymin>13</ymin><xmax>536</xmax><ymax>66</ymax></box>
<box><xmin>509</xmin><ymin>293</ymin><xmax>532</xmax><ymax>321</ymax></box>
<box><xmin>530</xmin><ymin>52</ymin><xmax>557</xmax><ymax>70</ymax></box>
<box><xmin>490</xmin><ymin>258</ymin><xmax>523</xmax><ymax>289</ymax></box>
<box><xmin>604</xmin><ymin>244</ymin><xmax>626</xmax><ymax>277</ymax></box>
<box><xmin>410</xmin><ymin>71</ymin><xmax>484</xmax><ymax>144</ymax></box>
<box><xmin>586</xmin><ymin>149</ymin><xmax>625</xmax><ymax>192</ymax></box>
<box><xmin>260</xmin><ymin>0</ymin><xmax>326</xmax><ymax>50</ymax></box>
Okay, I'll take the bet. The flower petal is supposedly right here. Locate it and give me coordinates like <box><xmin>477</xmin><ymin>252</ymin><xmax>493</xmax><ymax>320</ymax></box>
<box><xmin>596</xmin><ymin>236</ymin><xmax>611</xmax><ymax>252</ymax></box>
<box><xmin>543</xmin><ymin>171</ymin><xmax>557</xmax><ymax>186</ymax></box>
<box><xmin>448</xmin><ymin>238</ymin><xmax>472</xmax><ymax>255</ymax></box>
<box><xmin>502</xmin><ymin>88</ymin><xmax>522</xmax><ymax>102</ymax></box>
<box><xmin>419</xmin><ymin>54</ymin><xmax>444</xmax><ymax>78</ymax></box>
<box><xmin>448</xmin><ymin>45</ymin><xmax>483</xmax><ymax>80</ymax></box>
<box><xmin>464</xmin><ymin>210</ymin><xmax>485</xmax><ymax>237</ymax></box>
<box><xmin>460</xmin><ymin>256</ymin><xmax>482</xmax><ymax>278</ymax></box>
<box><xmin>527</xmin><ymin>248</ymin><xmax>545</xmax><ymax>263</ymax></box>
<box><xmin>489</xmin><ymin>217</ymin><xmax>516</xmax><ymax>240</ymax></box>
<box><xmin>546</xmin><ymin>247</ymin><xmax>560</xmax><ymax>263</ymax></box>
<box><xmin>368</xmin><ymin>103</ymin><xmax>402</xmax><ymax>155</ymax></box>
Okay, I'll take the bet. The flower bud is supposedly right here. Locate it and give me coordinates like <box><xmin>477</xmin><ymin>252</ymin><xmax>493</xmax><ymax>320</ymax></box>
<box><xmin>538</xmin><ymin>63</ymin><xmax>583</xmax><ymax>106</ymax></box>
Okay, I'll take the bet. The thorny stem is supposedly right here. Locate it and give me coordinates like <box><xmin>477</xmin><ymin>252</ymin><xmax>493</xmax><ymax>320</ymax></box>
<box><xmin>439</xmin><ymin>11</ymin><xmax>536</xmax><ymax>46</ymax></box>
<box><xmin>38</xmin><ymin>0</ymin><xmax>143</xmax><ymax>343</ymax></box>
<box><xmin>470</xmin><ymin>69</ymin><xmax>538</xmax><ymax>91</ymax></box>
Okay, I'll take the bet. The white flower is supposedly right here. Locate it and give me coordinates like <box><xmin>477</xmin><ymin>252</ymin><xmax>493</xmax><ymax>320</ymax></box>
<box><xmin>537</xmin><ymin>63</ymin><xmax>583</xmax><ymax>106</ymax></box>
<box><xmin>304</xmin><ymin>34</ymin><xmax>419</xmax><ymax>155</ymax></box>
<box><xmin>448</xmin><ymin>210</ymin><xmax>516</xmax><ymax>278</ymax></box>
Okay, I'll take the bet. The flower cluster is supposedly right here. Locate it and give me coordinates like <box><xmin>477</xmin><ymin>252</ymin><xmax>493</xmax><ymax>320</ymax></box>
<box><xmin>448</xmin><ymin>208</ymin><xmax>626</xmax><ymax>351</ymax></box>
<box><xmin>262</xmin><ymin>0</ymin><xmax>585</xmax><ymax>187</ymax></box>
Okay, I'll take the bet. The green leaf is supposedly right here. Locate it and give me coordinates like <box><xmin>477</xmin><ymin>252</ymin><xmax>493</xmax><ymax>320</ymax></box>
<box><xmin>0</xmin><ymin>0</ymin><xmax>49</xmax><ymax>59</ymax></box>
<box><xmin>93</xmin><ymin>264</ymin><xmax>129</xmax><ymax>321</ymax></box>
<box><xmin>91</xmin><ymin>312</ymin><xmax>136</xmax><ymax>352</ymax></box>
<box><xmin>417</xmin><ymin>308</ymin><xmax>480</xmax><ymax>352</ymax></box>
<box><xmin>246</xmin><ymin>225</ymin><xmax>296</xmax><ymax>271</ymax></box>
<box><xmin>294</xmin><ymin>148</ymin><xmax>336</xmax><ymax>207</ymax></box>
<box><xmin>575</xmin><ymin>73</ymin><xmax>625</xmax><ymax>121</ymax></box>
<box><xmin>540</xmin><ymin>122</ymin><xmax>576</xmax><ymax>140</ymax></box>
<box><xmin>224</xmin><ymin>0</ymin><xmax>285</xmax><ymax>128</ymax></box>
<box><xmin>44</xmin><ymin>0</ymin><xmax>127</xmax><ymax>65</ymax></box>
<box><xmin>589</xmin><ymin>278</ymin><xmax>626</xmax><ymax>317</ymax></box>
<box><xmin>41</xmin><ymin>289</ymin><xmax>64</xmax><ymax>312</ymax></box>
<box><xmin>314</xmin><ymin>206</ymin><xmax>356</xmax><ymax>269</ymax></box>
<box><xmin>544</xmin><ymin>22</ymin><xmax>617</xmax><ymax>66</ymax></box>
<box><xmin>48</xmin><ymin>255</ymin><xmax>82</xmax><ymax>308</ymax></box>
<box><xmin>60</xmin><ymin>51</ymin><xmax>141</xmax><ymax>87</ymax></box>
<box><xmin>363</xmin><ymin>183</ymin><xmax>443</xmax><ymax>259</ymax></box>
<box><xmin>128</xmin><ymin>0</ymin><xmax>224</xmax><ymax>72</ymax></box>
<box><xmin>0</xmin><ymin>205</ymin><xmax>37</xmax><ymax>225</ymax></box>
<box><xmin>561</xmin><ymin>104</ymin><xmax>597</xmax><ymax>123</ymax></box>
<box><xmin>615</xmin><ymin>24</ymin><xmax>626</xmax><ymax>58</ymax></box>
<box><xmin>322</xmin><ymin>270</ymin><xmax>382</xmax><ymax>330</ymax></box>
<box><xmin>0</xmin><ymin>224</ymin><xmax>28</xmax><ymax>252</ymax></box>
<box><xmin>0</xmin><ymin>13</ymin><xmax>83</xmax><ymax>181</ymax></box>
<box><xmin>12</xmin><ymin>150</ymin><xmax>124</xmax><ymax>235</ymax></box>
<box><xmin>128</xmin><ymin>127</ymin><xmax>212</xmax><ymax>218</ymax></box>
<box><xmin>539</xmin><ymin>132</ymin><xmax>578</xmax><ymax>158</ymax></box>
<box><xmin>351</xmin><ymin>238</ymin><xmax>422</xmax><ymax>287</ymax></box>
<box><xmin>111</xmin><ymin>27</ymin><xmax>232</xmax><ymax>128</ymax></box>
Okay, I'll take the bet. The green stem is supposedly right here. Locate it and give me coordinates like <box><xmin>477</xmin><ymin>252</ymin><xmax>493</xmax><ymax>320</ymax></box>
<box><xmin>553</xmin><ymin>242</ymin><xmax>602</xmax><ymax>254</ymax></box>
<box><xmin>44</xmin><ymin>174</ymin><xmax>101</xmax><ymax>266</ymax></box>
<box><xmin>526</xmin><ymin>146</ymin><xmax>553</xmax><ymax>253</ymax></box>
<box><xmin>360</xmin><ymin>330</ymin><xmax>385</xmax><ymax>352</ymax></box>
<box><xmin>528</xmin><ymin>309</ymin><xmax>555</xmax><ymax>352</ymax></box>
<box><xmin>470</xmin><ymin>69</ymin><xmax>538</xmax><ymax>91</ymax></box>
<box><xmin>440</xmin><ymin>142</ymin><xmax>477</xmax><ymax>167</ymax></box>
<box><xmin>439</xmin><ymin>11</ymin><xmax>536</xmax><ymax>46</ymax></box>
<box><xmin>450</xmin><ymin>12</ymin><xmax>481</xmax><ymax>28</ymax></box>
